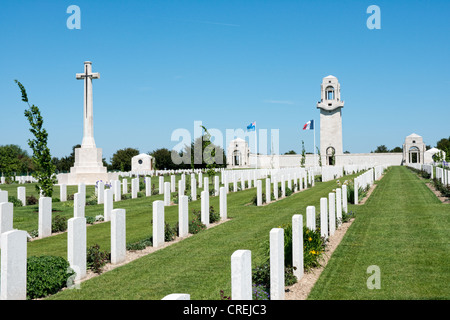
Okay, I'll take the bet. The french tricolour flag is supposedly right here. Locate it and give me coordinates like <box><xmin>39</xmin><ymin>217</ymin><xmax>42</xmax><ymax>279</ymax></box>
<box><xmin>303</xmin><ymin>120</ymin><xmax>314</xmax><ymax>130</ymax></box>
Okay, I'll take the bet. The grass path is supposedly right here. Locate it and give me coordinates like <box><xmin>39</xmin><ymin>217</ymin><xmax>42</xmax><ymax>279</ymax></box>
<box><xmin>308</xmin><ymin>166</ymin><xmax>450</xmax><ymax>299</ymax></box>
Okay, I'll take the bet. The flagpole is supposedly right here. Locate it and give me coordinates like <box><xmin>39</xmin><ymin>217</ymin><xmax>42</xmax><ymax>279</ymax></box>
<box><xmin>255</xmin><ymin>121</ymin><xmax>258</xmax><ymax>170</ymax></box>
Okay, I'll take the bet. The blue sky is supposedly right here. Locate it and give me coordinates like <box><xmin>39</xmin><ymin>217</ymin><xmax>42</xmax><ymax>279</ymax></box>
<box><xmin>0</xmin><ymin>0</ymin><xmax>449</xmax><ymax>161</ymax></box>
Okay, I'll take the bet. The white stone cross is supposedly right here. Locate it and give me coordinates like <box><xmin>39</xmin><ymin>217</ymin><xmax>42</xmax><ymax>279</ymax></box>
<box><xmin>76</xmin><ymin>61</ymin><xmax>100</xmax><ymax>149</ymax></box>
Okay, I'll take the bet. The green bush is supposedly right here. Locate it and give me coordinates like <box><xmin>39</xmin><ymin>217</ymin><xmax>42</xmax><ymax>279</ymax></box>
<box><xmin>209</xmin><ymin>205</ymin><xmax>220</xmax><ymax>223</ymax></box>
<box><xmin>8</xmin><ymin>195</ymin><xmax>23</xmax><ymax>207</ymax></box>
<box><xmin>52</xmin><ymin>215</ymin><xmax>67</xmax><ymax>233</ymax></box>
<box><xmin>165</xmin><ymin>222</ymin><xmax>177</xmax><ymax>242</ymax></box>
<box><xmin>189</xmin><ymin>209</ymin><xmax>207</xmax><ymax>234</ymax></box>
<box><xmin>27</xmin><ymin>255</ymin><xmax>75</xmax><ymax>299</ymax></box>
<box><xmin>127</xmin><ymin>236</ymin><xmax>152</xmax><ymax>250</ymax></box>
<box><xmin>85</xmin><ymin>216</ymin><xmax>96</xmax><ymax>225</ymax></box>
<box><xmin>26</xmin><ymin>195</ymin><xmax>38</xmax><ymax>205</ymax></box>
<box><xmin>87</xmin><ymin>244</ymin><xmax>110</xmax><ymax>274</ymax></box>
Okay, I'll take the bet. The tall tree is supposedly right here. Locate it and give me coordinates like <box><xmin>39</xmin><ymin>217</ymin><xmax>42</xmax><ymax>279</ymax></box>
<box><xmin>436</xmin><ymin>137</ymin><xmax>450</xmax><ymax>161</ymax></box>
<box><xmin>110</xmin><ymin>148</ymin><xmax>139</xmax><ymax>171</ymax></box>
<box><xmin>373</xmin><ymin>145</ymin><xmax>389</xmax><ymax>153</ymax></box>
<box><xmin>15</xmin><ymin>80</ymin><xmax>57</xmax><ymax>196</ymax></box>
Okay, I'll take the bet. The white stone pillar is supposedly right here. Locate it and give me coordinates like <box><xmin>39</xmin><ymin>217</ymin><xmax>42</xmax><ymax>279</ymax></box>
<box><xmin>0</xmin><ymin>190</ymin><xmax>8</xmax><ymax>203</ymax></box>
<box><xmin>39</xmin><ymin>197</ymin><xmax>52</xmax><ymax>238</ymax></box>
<box><xmin>114</xmin><ymin>180</ymin><xmax>121</xmax><ymax>202</ymax></box>
<box><xmin>273</xmin><ymin>177</ymin><xmax>278</xmax><ymax>200</ymax></box>
<box><xmin>220</xmin><ymin>186</ymin><xmax>227</xmax><ymax>220</ymax></box>
<box><xmin>104</xmin><ymin>188</ymin><xmax>113</xmax><ymax>222</ymax></box>
<box><xmin>214</xmin><ymin>175</ymin><xmax>219</xmax><ymax>196</ymax></box>
<box><xmin>342</xmin><ymin>185</ymin><xmax>348</xmax><ymax>213</ymax></box>
<box><xmin>159</xmin><ymin>176</ymin><xmax>164</xmax><ymax>195</ymax></box>
<box><xmin>320</xmin><ymin>197</ymin><xmax>328</xmax><ymax>239</ymax></box>
<box><xmin>201</xmin><ymin>190</ymin><xmax>209</xmax><ymax>227</ymax></box>
<box><xmin>270</xmin><ymin>228</ymin><xmax>285</xmax><ymax>300</ymax></box>
<box><xmin>111</xmin><ymin>209</ymin><xmax>126</xmax><ymax>264</ymax></box>
<box><xmin>145</xmin><ymin>177</ymin><xmax>151</xmax><ymax>197</ymax></box>
<box><xmin>171</xmin><ymin>175</ymin><xmax>176</xmax><ymax>193</ymax></box>
<box><xmin>328</xmin><ymin>192</ymin><xmax>336</xmax><ymax>236</ymax></box>
<box><xmin>204</xmin><ymin>177</ymin><xmax>209</xmax><ymax>192</ymax></box>
<box><xmin>191</xmin><ymin>178</ymin><xmax>197</xmax><ymax>201</ymax></box>
<box><xmin>336</xmin><ymin>188</ymin><xmax>342</xmax><ymax>227</ymax></box>
<box><xmin>0</xmin><ymin>202</ymin><xmax>13</xmax><ymax>249</ymax></box>
<box><xmin>162</xmin><ymin>294</ymin><xmax>190</xmax><ymax>300</ymax></box>
<box><xmin>17</xmin><ymin>187</ymin><xmax>26</xmax><ymax>206</ymax></box>
<box><xmin>74</xmin><ymin>192</ymin><xmax>85</xmax><ymax>218</ymax></box>
<box><xmin>122</xmin><ymin>178</ymin><xmax>128</xmax><ymax>194</ymax></box>
<box><xmin>179</xmin><ymin>195</ymin><xmax>189</xmax><ymax>238</ymax></box>
<box><xmin>78</xmin><ymin>183</ymin><xmax>86</xmax><ymax>206</ymax></box>
<box><xmin>281</xmin><ymin>175</ymin><xmax>285</xmax><ymax>197</ymax></box>
<box><xmin>257</xmin><ymin>180</ymin><xmax>262</xmax><ymax>206</ymax></box>
<box><xmin>231</xmin><ymin>250</ymin><xmax>252</xmax><ymax>300</ymax></box>
<box><xmin>292</xmin><ymin>214</ymin><xmax>304</xmax><ymax>280</ymax></box>
<box><xmin>97</xmin><ymin>181</ymin><xmax>104</xmax><ymax>204</ymax></box>
<box><xmin>266</xmin><ymin>177</ymin><xmax>271</xmax><ymax>203</ymax></box>
<box><xmin>68</xmin><ymin>217</ymin><xmax>87</xmax><ymax>281</ymax></box>
<box><xmin>198</xmin><ymin>172</ymin><xmax>203</xmax><ymax>188</ymax></box>
<box><xmin>153</xmin><ymin>200</ymin><xmax>165</xmax><ymax>248</ymax></box>
<box><xmin>306</xmin><ymin>206</ymin><xmax>316</xmax><ymax>231</ymax></box>
<box><xmin>1</xmin><ymin>229</ymin><xmax>27</xmax><ymax>300</ymax></box>
<box><xmin>178</xmin><ymin>179</ymin><xmax>185</xmax><ymax>198</ymax></box>
<box><xmin>354</xmin><ymin>179</ymin><xmax>359</xmax><ymax>205</ymax></box>
<box><xmin>164</xmin><ymin>182</ymin><xmax>171</xmax><ymax>206</ymax></box>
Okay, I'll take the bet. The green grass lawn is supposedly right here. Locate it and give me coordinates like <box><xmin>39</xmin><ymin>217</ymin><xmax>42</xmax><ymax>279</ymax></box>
<box><xmin>36</xmin><ymin>173</ymin><xmax>351</xmax><ymax>300</ymax></box>
<box><xmin>308</xmin><ymin>166</ymin><xmax>450</xmax><ymax>300</ymax></box>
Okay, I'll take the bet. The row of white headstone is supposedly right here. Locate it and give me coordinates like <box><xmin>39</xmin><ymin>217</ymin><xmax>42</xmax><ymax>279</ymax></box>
<box><xmin>435</xmin><ymin>166</ymin><xmax>449</xmax><ymax>186</ymax></box>
<box><xmin>0</xmin><ymin>183</ymin><xmax>229</xmax><ymax>300</ymax></box>
<box><xmin>163</xmin><ymin>186</ymin><xmax>349</xmax><ymax>300</ymax></box>
<box><xmin>0</xmin><ymin>175</ymin><xmax>37</xmax><ymax>184</ymax></box>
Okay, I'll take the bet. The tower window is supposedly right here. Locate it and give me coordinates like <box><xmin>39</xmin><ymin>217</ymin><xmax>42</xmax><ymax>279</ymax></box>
<box><xmin>325</xmin><ymin>86</ymin><xmax>334</xmax><ymax>100</ymax></box>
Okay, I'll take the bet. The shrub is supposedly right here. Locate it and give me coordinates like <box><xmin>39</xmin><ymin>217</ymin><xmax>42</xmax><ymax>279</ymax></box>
<box><xmin>52</xmin><ymin>215</ymin><xmax>67</xmax><ymax>233</ymax></box>
<box><xmin>27</xmin><ymin>255</ymin><xmax>75</xmax><ymax>299</ymax></box>
<box><xmin>165</xmin><ymin>222</ymin><xmax>177</xmax><ymax>242</ymax></box>
<box><xmin>26</xmin><ymin>195</ymin><xmax>38</xmax><ymax>205</ymax></box>
<box><xmin>85</xmin><ymin>216</ymin><xmax>96</xmax><ymax>225</ymax></box>
<box><xmin>252</xmin><ymin>284</ymin><xmax>270</xmax><ymax>300</ymax></box>
<box><xmin>252</xmin><ymin>193</ymin><xmax>266</xmax><ymax>205</ymax></box>
<box><xmin>209</xmin><ymin>205</ymin><xmax>220</xmax><ymax>223</ymax></box>
<box><xmin>303</xmin><ymin>227</ymin><xmax>326</xmax><ymax>271</ymax></box>
<box><xmin>8</xmin><ymin>195</ymin><xmax>23</xmax><ymax>207</ymax></box>
<box><xmin>127</xmin><ymin>236</ymin><xmax>152</xmax><ymax>250</ymax></box>
<box><xmin>189</xmin><ymin>209</ymin><xmax>207</xmax><ymax>234</ymax></box>
<box><xmin>285</xmin><ymin>187</ymin><xmax>293</xmax><ymax>197</ymax></box>
<box><xmin>87</xmin><ymin>244</ymin><xmax>110</xmax><ymax>274</ymax></box>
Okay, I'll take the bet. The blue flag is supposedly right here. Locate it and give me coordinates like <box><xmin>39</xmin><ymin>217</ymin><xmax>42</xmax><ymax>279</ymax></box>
<box><xmin>247</xmin><ymin>121</ymin><xmax>256</xmax><ymax>132</ymax></box>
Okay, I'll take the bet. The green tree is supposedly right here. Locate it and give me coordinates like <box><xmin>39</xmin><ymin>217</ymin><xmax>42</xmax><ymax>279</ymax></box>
<box><xmin>15</xmin><ymin>80</ymin><xmax>57</xmax><ymax>196</ymax></box>
<box><xmin>149</xmin><ymin>148</ymin><xmax>186</xmax><ymax>170</ymax></box>
<box><xmin>436</xmin><ymin>137</ymin><xmax>450</xmax><ymax>161</ymax></box>
<box><xmin>0</xmin><ymin>145</ymin><xmax>34</xmax><ymax>181</ymax></box>
<box><xmin>390</xmin><ymin>146</ymin><xmax>403</xmax><ymax>153</ymax></box>
<box><xmin>110</xmin><ymin>148</ymin><xmax>139</xmax><ymax>171</ymax></box>
<box><xmin>284</xmin><ymin>150</ymin><xmax>297</xmax><ymax>155</ymax></box>
<box><xmin>300</xmin><ymin>141</ymin><xmax>306</xmax><ymax>168</ymax></box>
<box><xmin>373</xmin><ymin>145</ymin><xmax>389</xmax><ymax>153</ymax></box>
<box><xmin>316</xmin><ymin>146</ymin><xmax>322</xmax><ymax>167</ymax></box>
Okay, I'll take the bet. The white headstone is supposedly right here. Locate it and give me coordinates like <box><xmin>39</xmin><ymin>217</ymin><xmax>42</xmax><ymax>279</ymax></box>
<box><xmin>179</xmin><ymin>195</ymin><xmax>189</xmax><ymax>238</ymax></box>
<box><xmin>201</xmin><ymin>190</ymin><xmax>209</xmax><ymax>227</ymax></box>
<box><xmin>104</xmin><ymin>188</ymin><xmax>113</xmax><ymax>222</ymax></box>
<box><xmin>153</xmin><ymin>200</ymin><xmax>165</xmax><ymax>248</ymax></box>
<box><xmin>114</xmin><ymin>180</ymin><xmax>121</xmax><ymax>202</ymax></box>
<box><xmin>0</xmin><ymin>190</ymin><xmax>8</xmax><ymax>203</ymax></box>
<box><xmin>111</xmin><ymin>208</ymin><xmax>126</xmax><ymax>264</ymax></box>
<box><xmin>122</xmin><ymin>179</ymin><xmax>128</xmax><ymax>194</ymax></box>
<box><xmin>171</xmin><ymin>175</ymin><xmax>176</xmax><ymax>193</ymax></box>
<box><xmin>0</xmin><ymin>202</ymin><xmax>13</xmax><ymax>249</ymax></box>
<box><xmin>164</xmin><ymin>182</ymin><xmax>171</xmax><ymax>206</ymax></box>
<box><xmin>214</xmin><ymin>175</ymin><xmax>219</xmax><ymax>196</ymax></box>
<box><xmin>191</xmin><ymin>178</ymin><xmax>197</xmax><ymax>200</ymax></box>
<box><xmin>342</xmin><ymin>185</ymin><xmax>348</xmax><ymax>213</ymax></box>
<box><xmin>74</xmin><ymin>193</ymin><xmax>85</xmax><ymax>218</ymax></box>
<box><xmin>145</xmin><ymin>177</ymin><xmax>151</xmax><ymax>197</ymax></box>
<box><xmin>17</xmin><ymin>187</ymin><xmax>26</xmax><ymax>206</ymax></box>
<box><xmin>68</xmin><ymin>217</ymin><xmax>87</xmax><ymax>281</ymax></box>
<box><xmin>266</xmin><ymin>178</ymin><xmax>271</xmax><ymax>203</ymax></box>
<box><xmin>257</xmin><ymin>180</ymin><xmax>262</xmax><ymax>206</ymax></box>
<box><xmin>306</xmin><ymin>206</ymin><xmax>316</xmax><ymax>231</ymax></box>
<box><xmin>1</xmin><ymin>230</ymin><xmax>27</xmax><ymax>300</ymax></box>
<box><xmin>159</xmin><ymin>176</ymin><xmax>164</xmax><ymax>195</ymax></box>
<box><xmin>336</xmin><ymin>188</ymin><xmax>342</xmax><ymax>227</ymax></box>
<box><xmin>292</xmin><ymin>214</ymin><xmax>304</xmax><ymax>280</ymax></box>
<box><xmin>231</xmin><ymin>250</ymin><xmax>252</xmax><ymax>300</ymax></box>
<box><xmin>320</xmin><ymin>197</ymin><xmax>328</xmax><ymax>239</ymax></box>
<box><xmin>328</xmin><ymin>192</ymin><xmax>336</xmax><ymax>236</ymax></box>
<box><xmin>39</xmin><ymin>197</ymin><xmax>52</xmax><ymax>238</ymax></box>
<box><xmin>270</xmin><ymin>228</ymin><xmax>285</xmax><ymax>300</ymax></box>
<box><xmin>131</xmin><ymin>178</ymin><xmax>139</xmax><ymax>199</ymax></box>
<box><xmin>162</xmin><ymin>294</ymin><xmax>190</xmax><ymax>300</ymax></box>
<box><xmin>97</xmin><ymin>181</ymin><xmax>104</xmax><ymax>204</ymax></box>
<box><xmin>219</xmin><ymin>186</ymin><xmax>227</xmax><ymax>220</ymax></box>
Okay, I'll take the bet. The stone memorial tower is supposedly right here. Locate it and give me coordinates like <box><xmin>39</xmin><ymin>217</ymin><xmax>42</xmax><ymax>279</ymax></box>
<box><xmin>317</xmin><ymin>75</ymin><xmax>344</xmax><ymax>165</ymax></box>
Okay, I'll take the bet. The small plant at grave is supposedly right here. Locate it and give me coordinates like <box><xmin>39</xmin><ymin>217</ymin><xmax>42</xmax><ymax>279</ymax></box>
<box><xmin>27</xmin><ymin>255</ymin><xmax>75</xmax><ymax>300</ymax></box>
<box><xmin>151</xmin><ymin>183</ymin><xmax>158</xmax><ymax>195</ymax></box>
<box><xmin>28</xmin><ymin>229</ymin><xmax>39</xmax><ymax>239</ymax></box>
<box><xmin>219</xmin><ymin>290</ymin><xmax>231</xmax><ymax>300</ymax></box>
<box><xmin>252</xmin><ymin>283</ymin><xmax>270</xmax><ymax>300</ymax></box>
<box><xmin>303</xmin><ymin>227</ymin><xmax>326</xmax><ymax>271</ymax></box>
<box><xmin>209</xmin><ymin>205</ymin><xmax>220</xmax><ymax>223</ymax></box>
<box><xmin>67</xmin><ymin>194</ymin><xmax>75</xmax><ymax>201</ymax></box>
<box><xmin>285</xmin><ymin>187</ymin><xmax>293</xmax><ymax>197</ymax></box>
<box><xmin>165</xmin><ymin>222</ymin><xmax>177</xmax><ymax>242</ymax></box>
<box><xmin>52</xmin><ymin>215</ymin><xmax>67</xmax><ymax>233</ymax></box>
<box><xmin>137</xmin><ymin>191</ymin><xmax>145</xmax><ymax>198</ymax></box>
<box><xmin>26</xmin><ymin>195</ymin><xmax>38</xmax><ymax>205</ymax></box>
<box><xmin>8</xmin><ymin>195</ymin><xmax>23</xmax><ymax>207</ymax></box>
<box><xmin>85</xmin><ymin>216</ymin><xmax>96</xmax><ymax>225</ymax></box>
<box><xmin>86</xmin><ymin>193</ymin><xmax>97</xmax><ymax>206</ymax></box>
<box><xmin>172</xmin><ymin>193</ymin><xmax>179</xmax><ymax>204</ymax></box>
<box><xmin>252</xmin><ymin>192</ymin><xmax>266</xmax><ymax>205</ymax></box>
<box><xmin>209</xmin><ymin>188</ymin><xmax>215</xmax><ymax>196</ymax></box>
<box><xmin>127</xmin><ymin>236</ymin><xmax>152</xmax><ymax>251</ymax></box>
<box><xmin>87</xmin><ymin>244</ymin><xmax>110</xmax><ymax>274</ymax></box>
<box><xmin>338</xmin><ymin>210</ymin><xmax>356</xmax><ymax>224</ymax></box>
<box><xmin>121</xmin><ymin>193</ymin><xmax>132</xmax><ymax>200</ymax></box>
<box><xmin>189</xmin><ymin>209</ymin><xmax>207</xmax><ymax>234</ymax></box>
<box><xmin>432</xmin><ymin>178</ymin><xmax>450</xmax><ymax>198</ymax></box>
